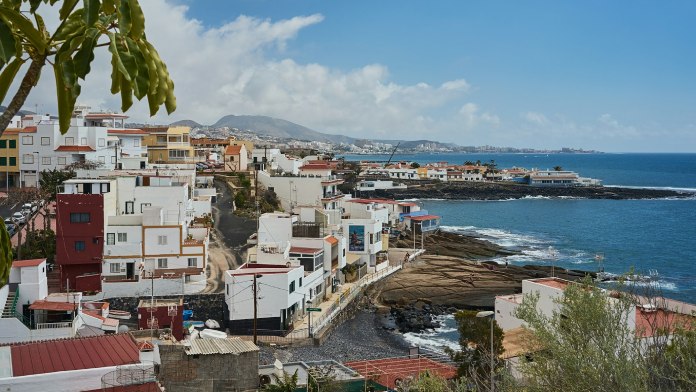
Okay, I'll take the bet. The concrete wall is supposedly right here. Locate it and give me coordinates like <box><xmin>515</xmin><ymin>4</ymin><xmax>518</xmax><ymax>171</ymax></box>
<box><xmin>495</xmin><ymin>295</ymin><xmax>524</xmax><ymax>331</ymax></box>
<box><xmin>100</xmin><ymin>276</ymin><xmax>186</xmax><ymax>298</ymax></box>
<box><xmin>158</xmin><ymin>344</ymin><xmax>259</xmax><ymax>392</ymax></box>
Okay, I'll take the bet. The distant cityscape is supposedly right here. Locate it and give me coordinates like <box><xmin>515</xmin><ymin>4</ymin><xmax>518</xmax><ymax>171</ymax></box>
<box><xmin>186</xmin><ymin>124</ymin><xmax>601</xmax><ymax>155</ymax></box>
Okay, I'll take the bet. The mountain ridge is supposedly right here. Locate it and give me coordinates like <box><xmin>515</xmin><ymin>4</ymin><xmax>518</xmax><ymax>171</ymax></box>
<box><xmin>169</xmin><ymin>114</ymin><xmax>453</xmax><ymax>147</ymax></box>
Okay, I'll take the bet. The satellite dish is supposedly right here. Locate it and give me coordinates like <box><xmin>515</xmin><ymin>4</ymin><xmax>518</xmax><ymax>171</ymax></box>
<box><xmin>118</xmin><ymin>325</ymin><xmax>129</xmax><ymax>333</ymax></box>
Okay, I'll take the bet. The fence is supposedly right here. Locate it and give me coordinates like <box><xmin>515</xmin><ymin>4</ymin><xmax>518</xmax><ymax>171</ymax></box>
<box><xmin>238</xmin><ymin>328</ymin><xmax>312</xmax><ymax>346</ymax></box>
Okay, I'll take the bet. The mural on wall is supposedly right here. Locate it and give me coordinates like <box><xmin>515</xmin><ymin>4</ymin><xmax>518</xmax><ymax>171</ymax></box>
<box><xmin>348</xmin><ymin>225</ymin><xmax>365</xmax><ymax>252</ymax></box>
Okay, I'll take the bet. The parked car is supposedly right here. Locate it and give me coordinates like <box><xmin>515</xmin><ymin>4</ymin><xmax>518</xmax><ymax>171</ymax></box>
<box><xmin>5</xmin><ymin>223</ymin><xmax>16</xmax><ymax>236</ymax></box>
<box><xmin>4</xmin><ymin>217</ymin><xmax>14</xmax><ymax>225</ymax></box>
<box><xmin>12</xmin><ymin>212</ymin><xmax>26</xmax><ymax>224</ymax></box>
<box><xmin>22</xmin><ymin>202</ymin><xmax>37</xmax><ymax>213</ymax></box>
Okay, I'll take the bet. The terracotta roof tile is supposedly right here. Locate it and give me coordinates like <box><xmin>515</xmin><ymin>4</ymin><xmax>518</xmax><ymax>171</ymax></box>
<box><xmin>9</xmin><ymin>334</ymin><xmax>139</xmax><ymax>376</ymax></box>
<box><xmin>224</xmin><ymin>145</ymin><xmax>243</xmax><ymax>155</ymax></box>
<box><xmin>55</xmin><ymin>145</ymin><xmax>95</xmax><ymax>152</ymax></box>
<box><xmin>12</xmin><ymin>258</ymin><xmax>45</xmax><ymax>268</ymax></box>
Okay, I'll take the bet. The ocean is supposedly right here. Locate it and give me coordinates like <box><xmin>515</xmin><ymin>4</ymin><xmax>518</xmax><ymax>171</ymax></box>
<box><xmin>341</xmin><ymin>152</ymin><xmax>696</xmax><ymax>353</ymax></box>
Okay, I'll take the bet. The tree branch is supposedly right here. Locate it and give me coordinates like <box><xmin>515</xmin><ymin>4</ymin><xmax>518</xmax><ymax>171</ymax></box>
<box><xmin>0</xmin><ymin>56</ymin><xmax>46</xmax><ymax>135</ymax></box>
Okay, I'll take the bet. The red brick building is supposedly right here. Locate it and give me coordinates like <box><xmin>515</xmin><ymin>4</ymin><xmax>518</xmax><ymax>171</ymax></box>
<box><xmin>56</xmin><ymin>193</ymin><xmax>105</xmax><ymax>291</ymax></box>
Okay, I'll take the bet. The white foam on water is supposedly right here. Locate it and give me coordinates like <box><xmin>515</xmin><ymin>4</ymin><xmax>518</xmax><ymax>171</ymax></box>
<box><xmin>401</xmin><ymin>333</ymin><xmax>460</xmax><ymax>354</ymax></box>
<box><xmin>605</xmin><ymin>185</ymin><xmax>696</xmax><ymax>193</ymax></box>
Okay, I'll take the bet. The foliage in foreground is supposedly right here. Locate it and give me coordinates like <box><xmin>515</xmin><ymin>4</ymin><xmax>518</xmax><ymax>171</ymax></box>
<box><xmin>512</xmin><ymin>279</ymin><xmax>696</xmax><ymax>392</ymax></box>
<box><xmin>0</xmin><ymin>0</ymin><xmax>175</xmax><ymax>135</ymax></box>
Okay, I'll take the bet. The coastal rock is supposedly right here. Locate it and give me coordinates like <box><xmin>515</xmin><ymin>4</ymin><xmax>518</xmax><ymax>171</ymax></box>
<box><xmin>373</xmin><ymin>255</ymin><xmax>590</xmax><ymax>310</ymax></box>
<box><xmin>375</xmin><ymin>182</ymin><xmax>691</xmax><ymax>200</ymax></box>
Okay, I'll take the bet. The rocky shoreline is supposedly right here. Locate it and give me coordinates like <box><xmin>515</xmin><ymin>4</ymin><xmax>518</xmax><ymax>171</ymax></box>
<box><xmin>375</xmin><ymin>181</ymin><xmax>693</xmax><ymax>200</ymax></box>
<box><xmin>370</xmin><ymin>230</ymin><xmax>593</xmax><ymax>334</ymax></box>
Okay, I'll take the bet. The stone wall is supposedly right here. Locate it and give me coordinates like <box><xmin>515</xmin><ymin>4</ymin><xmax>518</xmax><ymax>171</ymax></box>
<box><xmin>158</xmin><ymin>344</ymin><xmax>259</xmax><ymax>392</ymax></box>
<box><xmin>107</xmin><ymin>293</ymin><xmax>226</xmax><ymax>326</ymax></box>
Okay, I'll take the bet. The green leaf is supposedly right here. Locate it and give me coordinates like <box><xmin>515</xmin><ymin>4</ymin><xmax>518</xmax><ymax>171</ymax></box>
<box><xmin>128</xmin><ymin>0</ymin><xmax>144</xmax><ymax>39</ymax></box>
<box><xmin>119</xmin><ymin>76</ymin><xmax>133</xmax><ymax>111</ymax></box>
<box><xmin>54</xmin><ymin>63</ymin><xmax>74</xmax><ymax>134</ymax></box>
<box><xmin>83</xmin><ymin>0</ymin><xmax>100</xmax><ymax>27</ymax></box>
<box><xmin>59</xmin><ymin>0</ymin><xmax>79</xmax><ymax>21</ymax></box>
<box><xmin>29</xmin><ymin>0</ymin><xmax>42</xmax><ymax>13</ymax></box>
<box><xmin>118</xmin><ymin>0</ymin><xmax>132</xmax><ymax>36</ymax></box>
<box><xmin>73</xmin><ymin>27</ymin><xmax>98</xmax><ymax>79</ymax></box>
<box><xmin>0</xmin><ymin>17</ymin><xmax>16</xmax><ymax>67</ymax></box>
<box><xmin>136</xmin><ymin>40</ymin><xmax>158</xmax><ymax>95</ymax></box>
<box><xmin>124</xmin><ymin>37</ymin><xmax>148</xmax><ymax>99</ymax></box>
<box><xmin>101</xmin><ymin>0</ymin><xmax>116</xmax><ymax>14</ymax></box>
<box><xmin>107</xmin><ymin>32</ymin><xmax>133</xmax><ymax>81</ymax></box>
<box><xmin>0</xmin><ymin>6</ymin><xmax>47</xmax><ymax>54</ymax></box>
<box><xmin>0</xmin><ymin>57</ymin><xmax>22</xmax><ymax>104</ymax></box>
<box><xmin>109</xmin><ymin>56</ymin><xmax>121</xmax><ymax>94</ymax></box>
<box><xmin>53</xmin><ymin>9</ymin><xmax>85</xmax><ymax>41</ymax></box>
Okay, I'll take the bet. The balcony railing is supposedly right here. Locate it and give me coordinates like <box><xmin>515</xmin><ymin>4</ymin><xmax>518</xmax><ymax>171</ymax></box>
<box><xmin>35</xmin><ymin>321</ymin><xmax>73</xmax><ymax>330</ymax></box>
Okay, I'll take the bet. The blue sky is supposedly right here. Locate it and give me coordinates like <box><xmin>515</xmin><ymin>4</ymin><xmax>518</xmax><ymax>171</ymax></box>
<box><xmin>27</xmin><ymin>0</ymin><xmax>696</xmax><ymax>151</ymax></box>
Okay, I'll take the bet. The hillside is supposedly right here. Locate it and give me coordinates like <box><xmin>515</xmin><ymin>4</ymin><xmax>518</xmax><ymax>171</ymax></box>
<box><xmin>211</xmin><ymin>115</ymin><xmax>356</xmax><ymax>144</ymax></box>
<box><xmin>170</xmin><ymin>119</ymin><xmax>202</xmax><ymax>128</ymax></box>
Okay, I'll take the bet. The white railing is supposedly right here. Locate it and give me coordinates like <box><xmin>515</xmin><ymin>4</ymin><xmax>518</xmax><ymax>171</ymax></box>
<box><xmin>35</xmin><ymin>321</ymin><xmax>73</xmax><ymax>330</ymax></box>
<box><xmin>311</xmin><ymin>264</ymin><xmax>402</xmax><ymax>335</ymax></box>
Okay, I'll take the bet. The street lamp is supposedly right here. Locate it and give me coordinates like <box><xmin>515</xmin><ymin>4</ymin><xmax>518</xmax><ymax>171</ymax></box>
<box><xmin>476</xmin><ymin>310</ymin><xmax>495</xmax><ymax>392</ymax></box>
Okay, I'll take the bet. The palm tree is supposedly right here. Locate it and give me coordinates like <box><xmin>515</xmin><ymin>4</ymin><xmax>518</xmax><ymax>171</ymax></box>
<box><xmin>554</xmin><ymin>165</ymin><xmax>563</xmax><ymax>171</ymax></box>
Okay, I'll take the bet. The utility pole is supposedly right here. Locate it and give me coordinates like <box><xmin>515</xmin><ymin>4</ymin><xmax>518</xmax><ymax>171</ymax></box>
<box><xmin>253</xmin><ymin>274</ymin><xmax>259</xmax><ymax>345</ymax></box>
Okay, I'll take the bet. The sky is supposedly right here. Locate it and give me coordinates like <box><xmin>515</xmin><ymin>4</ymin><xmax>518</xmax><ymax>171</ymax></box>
<box><xmin>17</xmin><ymin>0</ymin><xmax>696</xmax><ymax>152</ymax></box>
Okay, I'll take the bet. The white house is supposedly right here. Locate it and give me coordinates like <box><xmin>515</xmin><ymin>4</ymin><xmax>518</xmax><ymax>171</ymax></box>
<box><xmin>258</xmin><ymin>170</ymin><xmax>345</xmax><ymax>212</ymax></box>
<box><xmin>107</xmin><ymin>128</ymin><xmax>148</xmax><ymax>169</ymax></box>
<box><xmin>17</xmin><ymin>107</ymin><xmax>131</xmax><ymax>187</ymax></box>
<box><xmin>341</xmin><ymin>218</ymin><xmax>388</xmax><ymax>272</ymax></box>
<box><xmin>225</xmin><ymin>263</ymin><xmax>306</xmax><ymax>335</ymax></box>
<box><xmin>356</xmin><ymin>179</ymin><xmax>407</xmax><ymax>192</ymax></box>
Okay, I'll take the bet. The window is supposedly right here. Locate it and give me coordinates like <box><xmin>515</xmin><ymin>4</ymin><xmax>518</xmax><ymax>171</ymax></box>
<box><xmin>106</xmin><ymin>233</ymin><xmax>115</xmax><ymax>245</ymax></box>
<box><xmin>343</xmin><ymin>249</ymin><xmax>346</xmax><ymax>257</ymax></box>
<box><xmin>9</xmin><ymin>157</ymin><xmax>15</xmax><ymax>166</ymax></box>
<box><xmin>315</xmin><ymin>282</ymin><xmax>323</xmax><ymax>294</ymax></box>
<box><xmin>134</xmin><ymin>139</ymin><xmax>140</xmax><ymax>147</ymax></box>
<box><xmin>156</xmin><ymin>136</ymin><xmax>167</xmax><ymax>144</ymax></box>
<box><xmin>157</xmin><ymin>235</ymin><xmax>167</xmax><ymax>245</ymax></box>
<box><xmin>0</xmin><ymin>157</ymin><xmax>6</xmax><ymax>166</ymax></box>
<box><xmin>8</xmin><ymin>140</ymin><xmax>15</xmax><ymax>148</ymax></box>
<box><xmin>188</xmin><ymin>257</ymin><xmax>197</xmax><ymax>267</ymax></box>
<box><xmin>125</xmin><ymin>201</ymin><xmax>134</xmax><ymax>214</ymax></box>
<box><xmin>98</xmin><ymin>156</ymin><xmax>105</xmax><ymax>163</ymax></box>
<box><xmin>42</xmin><ymin>157</ymin><xmax>51</xmax><ymax>165</ymax></box>
<box><xmin>110</xmin><ymin>263</ymin><xmax>120</xmax><ymax>273</ymax></box>
<box><xmin>69</xmin><ymin>212</ymin><xmax>90</xmax><ymax>223</ymax></box>
<box><xmin>0</xmin><ymin>140</ymin><xmax>5</xmax><ymax>148</ymax></box>
<box><xmin>117</xmin><ymin>233</ymin><xmax>127</xmax><ymax>242</ymax></box>
<box><xmin>299</xmin><ymin>277</ymin><xmax>303</xmax><ymax>287</ymax></box>
<box><xmin>111</xmin><ymin>156</ymin><xmax>116</xmax><ymax>163</ymax></box>
<box><xmin>21</xmin><ymin>136</ymin><xmax>33</xmax><ymax>145</ymax></box>
<box><xmin>370</xmin><ymin>234</ymin><xmax>374</xmax><ymax>244</ymax></box>
<box><xmin>41</xmin><ymin>137</ymin><xmax>50</xmax><ymax>145</ymax></box>
<box><xmin>289</xmin><ymin>281</ymin><xmax>295</xmax><ymax>293</ymax></box>
<box><xmin>80</xmin><ymin>137</ymin><xmax>87</xmax><ymax>145</ymax></box>
<box><xmin>168</xmin><ymin>150</ymin><xmax>187</xmax><ymax>158</ymax></box>
<box><xmin>98</xmin><ymin>138</ymin><xmax>105</xmax><ymax>147</ymax></box>
<box><xmin>140</xmin><ymin>203</ymin><xmax>151</xmax><ymax>213</ymax></box>
<box><xmin>65</xmin><ymin>137</ymin><xmax>74</xmax><ymax>145</ymax></box>
<box><xmin>75</xmin><ymin>241</ymin><xmax>85</xmax><ymax>251</ymax></box>
<box><xmin>58</xmin><ymin>157</ymin><xmax>66</xmax><ymax>165</ymax></box>
<box><xmin>22</xmin><ymin>154</ymin><xmax>34</xmax><ymax>164</ymax></box>
<box><xmin>157</xmin><ymin>258</ymin><xmax>168</xmax><ymax>268</ymax></box>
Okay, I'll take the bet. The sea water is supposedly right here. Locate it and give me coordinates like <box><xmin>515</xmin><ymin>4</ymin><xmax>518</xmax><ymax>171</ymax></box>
<box><xmin>341</xmin><ymin>153</ymin><xmax>696</xmax><ymax>351</ymax></box>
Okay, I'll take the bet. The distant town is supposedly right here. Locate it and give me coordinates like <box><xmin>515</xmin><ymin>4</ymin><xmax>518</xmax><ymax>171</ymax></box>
<box><xmin>0</xmin><ymin>108</ymin><xmax>684</xmax><ymax>392</ymax></box>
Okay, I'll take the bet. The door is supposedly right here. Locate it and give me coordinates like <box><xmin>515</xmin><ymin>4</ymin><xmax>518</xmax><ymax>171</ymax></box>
<box><xmin>126</xmin><ymin>262</ymin><xmax>135</xmax><ymax>279</ymax></box>
<box><xmin>125</xmin><ymin>201</ymin><xmax>134</xmax><ymax>214</ymax></box>
<box><xmin>140</xmin><ymin>160</ymin><xmax>146</xmax><ymax>169</ymax></box>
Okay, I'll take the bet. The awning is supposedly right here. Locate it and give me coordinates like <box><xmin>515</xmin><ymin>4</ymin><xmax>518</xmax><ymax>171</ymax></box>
<box><xmin>346</xmin><ymin>253</ymin><xmax>362</xmax><ymax>264</ymax></box>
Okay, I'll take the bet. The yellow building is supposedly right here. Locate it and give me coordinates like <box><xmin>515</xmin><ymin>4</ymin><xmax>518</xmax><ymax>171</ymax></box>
<box><xmin>229</xmin><ymin>138</ymin><xmax>254</xmax><ymax>156</ymax></box>
<box><xmin>142</xmin><ymin>126</ymin><xmax>195</xmax><ymax>164</ymax></box>
<box><xmin>0</xmin><ymin>128</ymin><xmax>20</xmax><ymax>189</ymax></box>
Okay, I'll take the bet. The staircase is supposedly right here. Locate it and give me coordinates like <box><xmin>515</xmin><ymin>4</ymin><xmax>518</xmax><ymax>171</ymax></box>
<box><xmin>2</xmin><ymin>291</ymin><xmax>16</xmax><ymax>318</ymax></box>
<box><xmin>47</xmin><ymin>268</ymin><xmax>61</xmax><ymax>293</ymax></box>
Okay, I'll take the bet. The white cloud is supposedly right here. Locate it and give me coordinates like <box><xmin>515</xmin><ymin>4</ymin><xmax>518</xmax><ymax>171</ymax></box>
<box><xmin>523</xmin><ymin>111</ymin><xmax>549</xmax><ymax>126</ymax></box>
<box><xmin>18</xmin><ymin>0</ymin><xmax>483</xmax><ymax>141</ymax></box>
<box><xmin>458</xmin><ymin>103</ymin><xmax>500</xmax><ymax>128</ymax></box>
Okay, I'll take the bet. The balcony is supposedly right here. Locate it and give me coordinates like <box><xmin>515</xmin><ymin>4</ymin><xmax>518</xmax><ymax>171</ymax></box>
<box><xmin>321</xmin><ymin>191</ymin><xmax>344</xmax><ymax>201</ymax></box>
